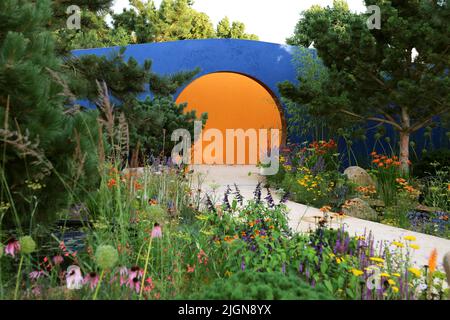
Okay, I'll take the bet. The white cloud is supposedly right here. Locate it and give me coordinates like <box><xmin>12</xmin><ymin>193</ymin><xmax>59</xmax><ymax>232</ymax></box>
<box><xmin>112</xmin><ymin>0</ymin><xmax>367</xmax><ymax>44</ymax></box>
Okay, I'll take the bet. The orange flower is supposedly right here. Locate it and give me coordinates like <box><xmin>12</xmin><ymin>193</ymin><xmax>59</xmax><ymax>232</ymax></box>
<box><xmin>428</xmin><ymin>248</ymin><xmax>438</xmax><ymax>274</ymax></box>
<box><xmin>134</xmin><ymin>181</ymin><xmax>142</xmax><ymax>190</ymax></box>
<box><xmin>107</xmin><ymin>178</ymin><xmax>117</xmax><ymax>188</ymax></box>
<box><xmin>370</xmin><ymin>151</ymin><xmax>377</xmax><ymax>156</ymax></box>
<box><xmin>372</xmin><ymin>159</ymin><xmax>381</xmax><ymax>164</ymax></box>
<box><xmin>394</xmin><ymin>161</ymin><xmax>401</xmax><ymax>166</ymax></box>
<box><xmin>378</xmin><ymin>162</ymin><xmax>384</xmax><ymax>167</ymax></box>
<box><xmin>386</xmin><ymin>158</ymin><xmax>393</xmax><ymax>165</ymax></box>
<box><xmin>320</xmin><ymin>206</ymin><xmax>332</xmax><ymax>213</ymax></box>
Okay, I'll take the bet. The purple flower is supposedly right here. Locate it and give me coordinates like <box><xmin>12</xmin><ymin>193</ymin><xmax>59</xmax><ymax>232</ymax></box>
<box><xmin>241</xmin><ymin>257</ymin><xmax>246</xmax><ymax>271</ymax></box>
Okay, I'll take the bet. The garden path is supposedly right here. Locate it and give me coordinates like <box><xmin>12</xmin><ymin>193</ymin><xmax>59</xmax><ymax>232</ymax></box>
<box><xmin>191</xmin><ymin>165</ymin><xmax>450</xmax><ymax>268</ymax></box>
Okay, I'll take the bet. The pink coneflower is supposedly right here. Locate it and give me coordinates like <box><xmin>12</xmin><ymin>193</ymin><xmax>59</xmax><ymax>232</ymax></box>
<box><xmin>52</xmin><ymin>255</ymin><xmax>64</xmax><ymax>266</ymax></box>
<box><xmin>151</xmin><ymin>223</ymin><xmax>162</xmax><ymax>239</ymax></box>
<box><xmin>83</xmin><ymin>272</ymin><xmax>99</xmax><ymax>290</ymax></box>
<box><xmin>187</xmin><ymin>264</ymin><xmax>195</xmax><ymax>273</ymax></box>
<box><xmin>66</xmin><ymin>265</ymin><xmax>83</xmax><ymax>290</ymax></box>
<box><xmin>123</xmin><ymin>266</ymin><xmax>143</xmax><ymax>293</ymax></box>
<box><xmin>5</xmin><ymin>238</ymin><xmax>20</xmax><ymax>257</ymax></box>
<box><xmin>29</xmin><ymin>270</ymin><xmax>46</xmax><ymax>281</ymax></box>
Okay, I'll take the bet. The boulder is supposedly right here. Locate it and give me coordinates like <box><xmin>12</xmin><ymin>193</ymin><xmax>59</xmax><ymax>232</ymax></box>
<box><xmin>415</xmin><ymin>204</ymin><xmax>442</xmax><ymax>214</ymax></box>
<box><xmin>367</xmin><ymin>199</ymin><xmax>385</xmax><ymax>209</ymax></box>
<box><xmin>342</xmin><ymin>198</ymin><xmax>379</xmax><ymax>221</ymax></box>
<box><xmin>344</xmin><ymin>166</ymin><xmax>375</xmax><ymax>187</ymax></box>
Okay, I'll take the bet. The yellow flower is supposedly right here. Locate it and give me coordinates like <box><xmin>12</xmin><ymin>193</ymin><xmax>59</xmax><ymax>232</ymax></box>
<box><xmin>404</xmin><ymin>235</ymin><xmax>416</xmax><ymax>241</ymax></box>
<box><xmin>408</xmin><ymin>267</ymin><xmax>421</xmax><ymax>277</ymax></box>
<box><xmin>369</xmin><ymin>257</ymin><xmax>385</xmax><ymax>263</ymax></box>
<box><xmin>336</xmin><ymin>257</ymin><xmax>342</xmax><ymax>264</ymax></box>
<box><xmin>388</xmin><ymin>279</ymin><xmax>395</xmax><ymax>286</ymax></box>
<box><xmin>409</xmin><ymin>244</ymin><xmax>420</xmax><ymax>250</ymax></box>
<box><xmin>356</xmin><ymin>236</ymin><xmax>365</xmax><ymax>241</ymax></box>
<box><xmin>392</xmin><ymin>286</ymin><xmax>399</xmax><ymax>293</ymax></box>
<box><xmin>351</xmin><ymin>269</ymin><xmax>364</xmax><ymax>276</ymax></box>
<box><xmin>392</xmin><ymin>241</ymin><xmax>404</xmax><ymax>248</ymax></box>
<box><xmin>224</xmin><ymin>270</ymin><xmax>232</xmax><ymax>277</ymax></box>
<box><xmin>380</xmin><ymin>273</ymin><xmax>390</xmax><ymax>278</ymax></box>
<box><xmin>391</xmin><ymin>273</ymin><xmax>401</xmax><ymax>277</ymax></box>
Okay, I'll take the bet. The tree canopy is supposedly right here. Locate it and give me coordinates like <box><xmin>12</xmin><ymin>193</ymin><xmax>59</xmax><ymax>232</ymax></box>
<box><xmin>279</xmin><ymin>0</ymin><xmax>450</xmax><ymax>172</ymax></box>
<box><xmin>56</xmin><ymin>0</ymin><xmax>258</xmax><ymax>50</ymax></box>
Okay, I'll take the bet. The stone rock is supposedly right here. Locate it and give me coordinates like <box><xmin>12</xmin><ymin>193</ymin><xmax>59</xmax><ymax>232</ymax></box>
<box><xmin>342</xmin><ymin>198</ymin><xmax>379</xmax><ymax>221</ymax></box>
<box><xmin>367</xmin><ymin>199</ymin><xmax>385</xmax><ymax>208</ymax></box>
<box><xmin>444</xmin><ymin>252</ymin><xmax>450</xmax><ymax>287</ymax></box>
<box><xmin>344</xmin><ymin>166</ymin><xmax>375</xmax><ymax>187</ymax></box>
<box><xmin>415</xmin><ymin>204</ymin><xmax>442</xmax><ymax>213</ymax></box>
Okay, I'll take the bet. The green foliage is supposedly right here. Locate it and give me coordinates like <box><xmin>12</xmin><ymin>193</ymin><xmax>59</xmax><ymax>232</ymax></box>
<box><xmin>216</xmin><ymin>17</ymin><xmax>259</xmax><ymax>40</ymax></box>
<box><xmin>413</xmin><ymin>149</ymin><xmax>450</xmax><ymax>179</ymax></box>
<box><xmin>149</xmin><ymin>68</ymin><xmax>200</xmax><ymax>97</ymax></box>
<box><xmin>125</xmin><ymin>96</ymin><xmax>207</xmax><ymax>158</ymax></box>
<box><xmin>420</xmin><ymin>168</ymin><xmax>450</xmax><ymax>212</ymax></box>
<box><xmin>57</xmin><ymin>11</ymin><xmax>134</xmax><ymax>52</ymax></box>
<box><xmin>267</xmin><ymin>140</ymin><xmax>349</xmax><ymax>209</ymax></box>
<box><xmin>0</xmin><ymin>0</ymin><xmax>101</xmax><ymax>227</ymax></box>
<box><xmin>68</xmin><ymin>47</ymin><xmax>207</xmax><ymax>160</ymax></box>
<box><xmin>190</xmin><ymin>271</ymin><xmax>335</xmax><ymax>300</ymax></box>
<box><xmin>67</xmin><ymin>47</ymin><xmax>151</xmax><ymax>103</ymax></box>
<box><xmin>112</xmin><ymin>0</ymin><xmax>258</xmax><ymax>45</ymax></box>
<box><xmin>280</xmin><ymin>0</ymin><xmax>450</xmax><ymax>171</ymax></box>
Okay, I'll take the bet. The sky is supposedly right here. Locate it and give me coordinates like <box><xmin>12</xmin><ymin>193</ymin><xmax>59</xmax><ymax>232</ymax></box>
<box><xmin>111</xmin><ymin>0</ymin><xmax>368</xmax><ymax>44</ymax></box>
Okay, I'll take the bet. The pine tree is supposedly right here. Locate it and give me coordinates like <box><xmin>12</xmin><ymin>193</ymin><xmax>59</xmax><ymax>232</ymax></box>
<box><xmin>69</xmin><ymin>47</ymin><xmax>207</xmax><ymax>163</ymax></box>
<box><xmin>0</xmin><ymin>0</ymin><xmax>101</xmax><ymax>227</ymax></box>
<box><xmin>281</xmin><ymin>0</ymin><xmax>450</xmax><ymax>173</ymax></box>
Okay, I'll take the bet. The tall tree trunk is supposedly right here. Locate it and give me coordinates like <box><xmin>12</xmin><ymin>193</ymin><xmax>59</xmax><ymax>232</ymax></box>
<box><xmin>399</xmin><ymin>130</ymin><xmax>410</xmax><ymax>175</ymax></box>
<box><xmin>399</xmin><ymin>107</ymin><xmax>411</xmax><ymax>175</ymax></box>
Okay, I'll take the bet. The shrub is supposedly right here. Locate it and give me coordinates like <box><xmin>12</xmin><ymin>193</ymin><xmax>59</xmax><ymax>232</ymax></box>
<box><xmin>0</xmin><ymin>0</ymin><xmax>101</xmax><ymax>227</ymax></box>
<box><xmin>189</xmin><ymin>271</ymin><xmax>335</xmax><ymax>300</ymax></box>
<box><xmin>123</xmin><ymin>97</ymin><xmax>207</xmax><ymax>159</ymax></box>
<box><xmin>413</xmin><ymin>149</ymin><xmax>450</xmax><ymax>179</ymax></box>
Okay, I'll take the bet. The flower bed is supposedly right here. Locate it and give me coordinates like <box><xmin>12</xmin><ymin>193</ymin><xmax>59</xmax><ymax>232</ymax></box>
<box><xmin>266</xmin><ymin>141</ymin><xmax>450</xmax><ymax>240</ymax></box>
<box><xmin>0</xmin><ymin>165</ymin><xmax>447</xmax><ymax>300</ymax></box>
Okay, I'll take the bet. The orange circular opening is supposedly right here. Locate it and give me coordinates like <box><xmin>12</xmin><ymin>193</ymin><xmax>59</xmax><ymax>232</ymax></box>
<box><xmin>176</xmin><ymin>72</ymin><xmax>283</xmax><ymax>165</ymax></box>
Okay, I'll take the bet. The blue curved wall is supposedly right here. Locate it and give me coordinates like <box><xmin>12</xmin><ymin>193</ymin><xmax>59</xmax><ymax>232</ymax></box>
<box><xmin>72</xmin><ymin>39</ymin><xmax>448</xmax><ymax>166</ymax></box>
<box><xmin>72</xmin><ymin>39</ymin><xmax>299</xmax><ymax>108</ymax></box>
